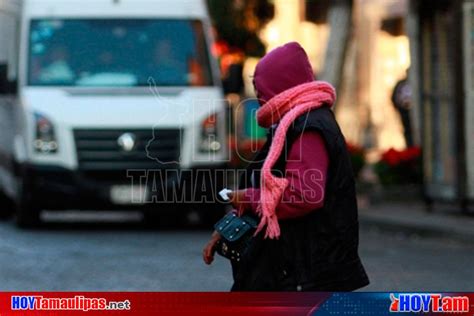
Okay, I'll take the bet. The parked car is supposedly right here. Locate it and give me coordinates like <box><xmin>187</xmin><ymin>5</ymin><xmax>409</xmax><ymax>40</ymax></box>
<box><xmin>0</xmin><ymin>0</ymin><xmax>228</xmax><ymax>227</ymax></box>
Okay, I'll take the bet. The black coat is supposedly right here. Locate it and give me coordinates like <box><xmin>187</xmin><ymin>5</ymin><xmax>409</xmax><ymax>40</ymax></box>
<box><xmin>231</xmin><ymin>107</ymin><xmax>369</xmax><ymax>291</ymax></box>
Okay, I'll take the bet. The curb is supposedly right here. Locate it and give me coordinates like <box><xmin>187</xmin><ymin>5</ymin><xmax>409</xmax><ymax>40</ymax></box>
<box><xmin>358</xmin><ymin>213</ymin><xmax>474</xmax><ymax>244</ymax></box>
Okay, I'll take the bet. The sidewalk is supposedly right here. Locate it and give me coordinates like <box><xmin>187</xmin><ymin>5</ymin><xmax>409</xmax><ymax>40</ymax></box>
<box><xmin>358</xmin><ymin>199</ymin><xmax>474</xmax><ymax>243</ymax></box>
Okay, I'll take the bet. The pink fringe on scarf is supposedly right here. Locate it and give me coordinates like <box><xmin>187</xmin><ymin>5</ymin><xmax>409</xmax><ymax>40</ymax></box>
<box><xmin>255</xmin><ymin>81</ymin><xmax>336</xmax><ymax>239</ymax></box>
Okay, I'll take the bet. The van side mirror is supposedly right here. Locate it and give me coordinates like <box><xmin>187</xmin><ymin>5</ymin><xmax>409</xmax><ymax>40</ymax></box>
<box><xmin>0</xmin><ymin>64</ymin><xmax>18</xmax><ymax>95</ymax></box>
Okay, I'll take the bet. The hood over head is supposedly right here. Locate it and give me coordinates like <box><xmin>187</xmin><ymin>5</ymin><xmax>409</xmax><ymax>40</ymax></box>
<box><xmin>253</xmin><ymin>42</ymin><xmax>315</xmax><ymax>105</ymax></box>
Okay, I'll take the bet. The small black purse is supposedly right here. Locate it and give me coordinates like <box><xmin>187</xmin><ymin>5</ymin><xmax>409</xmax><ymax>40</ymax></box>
<box><xmin>214</xmin><ymin>212</ymin><xmax>258</xmax><ymax>262</ymax></box>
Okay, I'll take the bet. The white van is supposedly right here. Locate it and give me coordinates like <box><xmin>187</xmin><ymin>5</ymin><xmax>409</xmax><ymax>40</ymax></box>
<box><xmin>0</xmin><ymin>0</ymin><xmax>228</xmax><ymax>227</ymax></box>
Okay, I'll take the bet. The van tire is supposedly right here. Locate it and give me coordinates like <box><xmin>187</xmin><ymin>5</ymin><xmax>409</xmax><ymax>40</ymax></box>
<box><xmin>15</xmin><ymin>208</ymin><xmax>41</xmax><ymax>228</ymax></box>
<box><xmin>15</xmin><ymin>178</ymin><xmax>41</xmax><ymax>228</ymax></box>
<box><xmin>16</xmin><ymin>203</ymin><xmax>41</xmax><ymax>228</ymax></box>
<box><xmin>0</xmin><ymin>193</ymin><xmax>15</xmax><ymax>220</ymax></box>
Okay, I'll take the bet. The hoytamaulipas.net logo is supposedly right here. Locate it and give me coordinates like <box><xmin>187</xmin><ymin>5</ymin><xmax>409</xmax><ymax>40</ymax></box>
<box><xmin>389</xmin><ymin>293</ymin><xmax>469</xmax><ymax>313</ymax></box>
<box><xmin>11</xmin><ymin>295</ymin><xmax>131</xmax><ymax>311</ymax></box>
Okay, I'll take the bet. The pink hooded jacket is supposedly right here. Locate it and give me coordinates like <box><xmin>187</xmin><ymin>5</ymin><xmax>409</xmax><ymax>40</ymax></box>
<box><xmin>241</xmin><ymin>42</ymin><xmax>330</xmax><ymax>219</ymax></box>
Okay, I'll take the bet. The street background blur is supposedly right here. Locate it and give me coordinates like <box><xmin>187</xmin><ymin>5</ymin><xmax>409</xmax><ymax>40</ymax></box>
<box><xmin>0</xmin><ymin>0</ymin><xmax>473</xmax><ymax>291</ymax></box>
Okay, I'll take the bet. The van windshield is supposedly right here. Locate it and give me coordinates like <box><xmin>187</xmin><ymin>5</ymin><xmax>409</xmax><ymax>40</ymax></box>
<box><xmin>28</xmin><ymin>19</ymin><xmax>213</xmax><ymax>87</ymax></box>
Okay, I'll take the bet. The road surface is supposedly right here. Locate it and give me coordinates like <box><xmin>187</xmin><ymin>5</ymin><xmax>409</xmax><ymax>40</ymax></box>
<box><xmin>0</xmin><ymin>211</ymin><xmax>472</xmax><ymax>291</ymax></box>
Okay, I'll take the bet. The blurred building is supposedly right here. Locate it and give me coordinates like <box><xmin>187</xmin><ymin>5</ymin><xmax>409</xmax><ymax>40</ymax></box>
<box><xmin>249</xmin><ymin>0</ymin><xmax>412</xmax><ymax>157</ymax></box>
<box><xmin>408</xmin><ymin>0</ymin><xmax>474</xmax><ymax>206</ymax></box>
<box><xmin>239</xmin><ymin>0</ymin><xmax>473</xmax><ymax>206</ymax></box>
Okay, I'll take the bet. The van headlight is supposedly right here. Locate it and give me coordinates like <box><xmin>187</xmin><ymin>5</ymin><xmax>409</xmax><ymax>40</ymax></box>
<box><xmin>200</xmin><ymin>113</ymin><xmax>221</xmax><ymax>152</ymax></box>
<box><xmin>33</xmin><ymin>113</ymin><xmax>58</xmax><ymax>153</ymax></box>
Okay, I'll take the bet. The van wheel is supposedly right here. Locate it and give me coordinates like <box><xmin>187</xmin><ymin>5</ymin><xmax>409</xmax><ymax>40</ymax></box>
<box><xmin>16</xmin><ymin>209</ymin><xmax>41</xmax><ymax>228</ymax></box>
<box><xmin>0</xmin><ymin>193</ymin><xmax>15</xmax><ymax>220</ymax></box>
<box><xmin>15</xmin><ymin>180</ymin><xmax>41</xmax><ymax>228</ymax></box>
<box><xmin>16</xmin><ymin>199</ymin><xmax>41</xmax><ymax>228</ymax></box>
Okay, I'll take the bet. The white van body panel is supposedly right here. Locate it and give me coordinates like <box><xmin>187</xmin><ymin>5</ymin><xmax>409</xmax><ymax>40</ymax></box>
<box><xmin>0</xmin><ymin>0</ymin><xmax>228</xmax><ymax>209</ymax></box>
<box><xmin>19</xmin><ymin>87</ymin><xmax>227</xmax><ymax>169</ymax></box>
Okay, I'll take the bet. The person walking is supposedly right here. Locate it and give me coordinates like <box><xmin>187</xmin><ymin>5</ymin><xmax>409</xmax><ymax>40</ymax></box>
<box><xmin>391</xmin><ymin>72</ymin><xmax>414</xmax><ymax>147</ymax></box>
<box><xmin>203</xmin><ymin>42</ymin><xmax>369</xmax><ymax>291</ymax></box>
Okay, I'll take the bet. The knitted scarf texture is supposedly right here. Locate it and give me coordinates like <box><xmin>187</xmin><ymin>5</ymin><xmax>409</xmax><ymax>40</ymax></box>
<box><xmin>255</xmin><ymin>81</ymin><xmax>336</xmax><ymax>239</ymax></box>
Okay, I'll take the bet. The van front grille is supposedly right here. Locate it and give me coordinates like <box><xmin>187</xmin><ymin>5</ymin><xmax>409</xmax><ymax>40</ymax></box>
<box><xmin>73</xmin><ymin>129</ymin><xmax>182</xmax><ymax>171</ymax></box>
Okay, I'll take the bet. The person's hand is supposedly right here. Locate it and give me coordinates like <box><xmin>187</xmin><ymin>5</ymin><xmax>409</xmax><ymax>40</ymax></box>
<box><xmin>202</xmin><ymin>230</ymin><xmax>221</xmax><ymax>265</ymax></box>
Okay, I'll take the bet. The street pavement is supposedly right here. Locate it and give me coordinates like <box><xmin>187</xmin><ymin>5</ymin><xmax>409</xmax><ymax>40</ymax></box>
<box><xmin>0</xmin><ymin>210</ymin><xmax>473</xmax><ymax>291</ymax></box>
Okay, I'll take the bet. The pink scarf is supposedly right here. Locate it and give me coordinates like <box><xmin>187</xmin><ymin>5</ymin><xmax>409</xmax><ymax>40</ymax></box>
<box><xmin>255</xmin><ymin>81</ymin><xmax>336</xmax><ymax>239</ymax></box>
